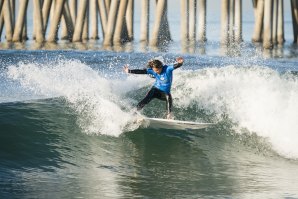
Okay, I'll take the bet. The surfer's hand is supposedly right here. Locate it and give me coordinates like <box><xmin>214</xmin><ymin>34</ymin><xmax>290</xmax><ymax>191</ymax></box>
<box><xmin>123</xmin><ymin>65</ymin><xmax>129</xmax><ymax>73</ymax></box>
<box><xmin>176</xmin><ymin>57</ymin><xmax>184</xmax><ymax>64</ymax></box>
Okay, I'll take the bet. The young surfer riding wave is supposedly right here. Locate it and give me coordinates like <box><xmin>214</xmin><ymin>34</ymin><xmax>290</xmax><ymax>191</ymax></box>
<box><xmin>124</xmin><ymin>56</ymin><xmax>184</xmax><ymax>119</ymax></box>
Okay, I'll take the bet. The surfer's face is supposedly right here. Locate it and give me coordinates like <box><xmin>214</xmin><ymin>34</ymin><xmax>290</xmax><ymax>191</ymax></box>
<box><xmin>153</xmin><ymin>67</ymin><xmax>162</xmax><ymax>74</ymax></box>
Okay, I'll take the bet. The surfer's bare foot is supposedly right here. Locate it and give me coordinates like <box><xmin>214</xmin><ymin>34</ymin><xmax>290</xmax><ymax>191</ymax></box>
<box><xmin>166</xmin><ymin>113</ymin><xmax>174</xmax><ymax>120</ymax></box>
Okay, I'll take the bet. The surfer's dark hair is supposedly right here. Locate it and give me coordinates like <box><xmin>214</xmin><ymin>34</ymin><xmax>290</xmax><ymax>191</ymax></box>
<box><xmin>147</xmin><ymin>59</ymin><xmax>163</xmax><ymax>69</ymax></box>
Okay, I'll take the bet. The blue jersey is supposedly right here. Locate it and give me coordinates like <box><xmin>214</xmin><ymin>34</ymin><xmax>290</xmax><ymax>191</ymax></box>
<box><xmin>147</xmin><ymin>64</ymin><xmax>175</xmax><ymax>94</ymax></box>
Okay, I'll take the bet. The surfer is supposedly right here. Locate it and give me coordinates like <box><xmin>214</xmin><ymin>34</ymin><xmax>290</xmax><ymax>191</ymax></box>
<box><xmin>123</xmin><ymin>57</ymin><xmax>184</xmax><ymax>119</ymax></box>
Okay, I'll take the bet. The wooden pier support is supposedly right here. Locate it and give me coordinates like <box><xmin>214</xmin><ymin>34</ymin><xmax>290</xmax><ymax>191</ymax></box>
<box><xmin>0</xmin><ymin>0</ymin><xmax>293</xmax><ymax>50</ymax></box>
<box><xmin>113</xmin><ymin>0</ymin><xmax>128</xmax><ymax>44</ymax></box>
<box><xmin>272</xmin><ymin>0</ymin><xmax>278</xmax><ymax>45</ymax></box>
<box><xmin>140</xmin><ymin>0</ymin><xmax>149</xmax><ymax>42</ymax></box>
<box><xmin>198</xmin><ymin>0</ymin><xmax>207</xmax><ymax>42</ymax></box>
<box><xmin>188</xmin><ymin>0</ymin><xmax>197</xmax><ymax>41</ymax></box>
<box><xmin>63</xmin><ymin>0</ymin><xmax>75</xmax><ymax>40</ymax></box>
<box><xmin>103</xmin><ymin>0</ymin><xmax>119</xmax><ymax>46</ymax></box>
<box><xmin>72</xmin><ymin>0</ymin><xmax>87</xmax><ymax>42</ymax></box>
<box><xmin>48</xmin><ymin>0</ymin><xmax>66</xmax><ymax>42</ymax></box>
<box><xmin>252</xmin><ymin>0</ymin><xmax>264</xmax><ymax>42</ymax></box>
<box><xmin>221</xmin><ymin>0</ymin><xmax>229</xmax><ymax>44</ymax></box>
<box><xmin>150</xmin><ymin>0</ymin><xmax>171</xmax><ymax>46</ymax></box>
<box><xmin>42</xmin><ymin>0</ymin><xmax>52</xmax><ymax>33</ymax></box>
<box><xmin>180</xmin><ymin>0</ymin><xmax>188</xmax><ymax>42</ymax></box>
<box><xmin>235</xmin><ymin>0</ymin><xmax>242</xmax><ymax>42</ymax></box>
<box><xmin>0</xmin><ymin>3</ymin><xmax>4</xmax><ymax>41</ymax></box>
<box><xmin>0</xmin><ymin>1</ymin><xmax>3</xmax><ymax>15</ymax></box>
<box><xmin>263</xmin><ymin>0</ymin><xmax>273</xmax><ymax>49</ymax></box>
<box><xmin>126</xmin><ymin>0</ymin><xmax>134</xmax><ymax>41</ymax></box>
<box><xmin>70</xmin><ymin>0</ymin><xmax>77</xmax><ymax>24</ymax></box>
<box><xmin>34</xmin><ymin>0</ymin><xmax>45</xmax><ymax>42</ymax></box>
<box><xmin>2</xmin><ymin>0</ymin><xmax>13</xmax><ymax>41</ymax></box>
<box><xmin>105</xmin><ymin>0</ymin><xmax>111</xmax><ymax>15</ymax></box>
<box><xmin>180</xmin><ymin>0</ymin><xmax>206</xmax><ymax>43</ymax></box>
<box><xmin>61</xmin><ymin>16</ymin><xmax>68</xmax><ymax>40</ymax></box>
<box><xmin>253</xmin><ymin>0</ymin><xmax>285</xmax><ymax>47</ymax></box>
<box><xmin>22</xmin><ymin>16</ymin><xmax>28</xmax><ymax>40</ymax></box>
<box><xmin>10</xmin><ymin>0</ymin><xmax>15</xmax><ymax>28</ymax></box>
<box><xmin>90</xmin><ymin>0</ymin><xmax>99</xmax><ymax>40</ymax></box>
<box><xmin>0</xmin><ymin>4</ymin><xmax>4</xmax><ymax>40</ymax></box>
<box><xmin>221</xmin><ymin>0</ymin><xmax>242</xmax><ymax>45</ymax></box>
<box><xmin>82</xmin><ymin>1</ymin><xmax>89</xmax><ymax>40</ymax></box>
<box><xmin>277</xmin><ymin>0</ymin><xmax>284</xmax><ymax>45</ymax></box>
<box><xmin>12</xmin><ymin>0</ymin><xmax>28</xmax><ymax>42</ymax></box>
<box><xmin>98</xmin><ymin>0</ymin><xmax>108</xmax><ymax>37</ymax></box>
<box><xmin>229</xmin><ymin>0</ymin><xmax>235</xmax><ymax>42</ymax></box>
<box><xmin>291</xmin><ymin>0</ymin><xmax>298</xmax><ymax>43</ymax></box>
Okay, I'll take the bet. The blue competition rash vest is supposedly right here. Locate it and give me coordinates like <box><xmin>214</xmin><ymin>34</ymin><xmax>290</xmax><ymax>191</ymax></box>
<box><xmin>146</xmin><ymin>64</ymin><xmax>174</xmax><ymax>94</ymax></box>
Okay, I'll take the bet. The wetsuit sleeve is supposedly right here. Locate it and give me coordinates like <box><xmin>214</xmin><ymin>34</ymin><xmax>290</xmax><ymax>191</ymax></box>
<box><xmin>128</xmin><ymin>69</ymin><xmax>147</xmax><ymax>74</ymax></box>
<box><xmin>173</xmin><ymin>62</ymin><xmax>183</xmax><ymax>69</ymax></box>
<box><xmin>146</xmin><ymin>68</ymin><xmax>155</xmax><ymax>75</ymax></box>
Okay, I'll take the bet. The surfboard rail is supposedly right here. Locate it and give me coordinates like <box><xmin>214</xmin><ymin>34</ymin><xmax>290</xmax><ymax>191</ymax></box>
<box><xmin>142</xmin><ymin>117</ymin><xmax>214</xmax><ymax>130</ymax></box>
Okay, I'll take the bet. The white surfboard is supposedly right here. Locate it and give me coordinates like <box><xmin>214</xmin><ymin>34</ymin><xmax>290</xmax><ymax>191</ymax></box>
<box><xmin>142</xmin><ymin>117</ymin><xmax>214</xmax><ymax>130</ymax></box>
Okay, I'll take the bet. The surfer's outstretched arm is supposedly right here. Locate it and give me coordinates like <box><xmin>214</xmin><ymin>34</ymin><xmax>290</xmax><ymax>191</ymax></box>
<box><xmin>173</xmin><ymin>57</ymin><xmax>184</xmax><ymax>69</ymax></box>
<box><xmin>123</xmin><ymin>65</ymin><xmax>147</xmax><ymax>74</ymax></box>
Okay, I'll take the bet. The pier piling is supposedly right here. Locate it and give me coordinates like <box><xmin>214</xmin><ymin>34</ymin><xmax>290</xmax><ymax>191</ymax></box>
<box><xmin>198</xmin><ymin>0</ymin><xmax>206</xmax><ymax>42</ymax></box>
<box><xmin>103</xmin><ymin>0</ymin><xmax>118</xmax><ymax>46</ymax></box>
<box><xmin>72</xmin><ymin>0</ymin><xmax>87</xmax><ymax>42</ymax></box>
<box><xmin>140</xmin><ymin>0</ymin><xmax>149</xmax><ymax>42</ymax></box>
<box><xmin>0</xmin><ymin>0</ymin><xmax>295</xmax><ymax>49</ymax></box>
<box><xmin>97</xmin><ymin>0</ymin><xmax>107</xmax><ymax>37</ymax></box>
<box><xmin>48</xmin><ymin>0</ymin><xmax>65</xmax><ymax>42</ymax></box>
<box><xmin>252</xmin><ymin>0</ymin><xmax>264</xmax><ymax>42</ymax></box>
<box><xmin>12</xmin><ymin>0</ymin><xmax>28</xmax><ymax>42</ymax></box>
<box><xmin>221</xmin><ymin>0</ymin><xmax>229</xmax><ymax>44</ymax></box>
<box><xmin>277</xmin><ymin>0</ymin><xmax>284</xmax><ymax>45</ymax></box>
<box><xmin>126</xmin><ymin>0</ymin><xmax>134</xmax><ymax>41</ymax></box>
<box><xmin>189</xmin><ymin>0</ymin><xmax>197</xmax><ymax>42</ymax></box>
<box><xmin>90</xmin><ymin>0</ymin><xmax>99</xmax><ymax>40</ymax></box>
<box><xmin>291</xmin><ymin>0</ymin><xmax>298</xmax><ymax>43</ymax></box>
<box><xmin>113</xmin><ymin>0</ymin><xmax>128</xmax><ymax>44</ymax></box>
<box><xmin>3</xmin><ymin>0</ymin><xmax>13</xmax><ymax>41</ymax></box>
<box><xmin>263</xmin><ymin>0</ymin><xmax>273</xmax><ymax>49</ymax></box>
<box><xmin>234</xmin><ymin>0</ymin><xmax>242</xmax><ymax>42</ymax></box>
<box><xmin>33</xmin><ymin>0</ymin><xmax>45</xmax><ymax>42</ymax></box>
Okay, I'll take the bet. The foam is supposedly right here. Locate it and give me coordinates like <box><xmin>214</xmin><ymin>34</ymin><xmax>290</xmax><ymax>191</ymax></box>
<box><xmin>173</xmin><ymin>65</ymin><xmax>298</xmax><ymax>159</ymax></box>
<box><xmin>6</xmin><ymin>60</ymin><xmax>146</xmax><ymax>136</ymax></box>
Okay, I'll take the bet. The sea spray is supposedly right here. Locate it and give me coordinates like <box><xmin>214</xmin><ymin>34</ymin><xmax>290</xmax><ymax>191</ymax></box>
<box><xmin>6</xmin><ymin>60</ymin><xmax>145</xmax><ymax>136</ymax></box>
<box><xmin>173</xmin><ymin>65</ymin><xmax>298</xmax><ymax>159</ymax></box>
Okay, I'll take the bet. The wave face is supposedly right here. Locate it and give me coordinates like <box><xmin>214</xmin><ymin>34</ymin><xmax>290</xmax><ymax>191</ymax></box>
<box><xmin>2</xmin><ymin>51</ymin><xmax>298</xmax><ymax>198</ymax></box>
<box><xmin>3</xmin><ymin>55</ymin><xmax>298</xmax><ymax>159</ymax></box>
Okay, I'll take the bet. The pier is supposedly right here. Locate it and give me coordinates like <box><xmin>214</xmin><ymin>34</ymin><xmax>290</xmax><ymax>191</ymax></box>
<box><xmin>0</xmin><ymin>0</ymin><xmax>297</xmax><ymax>49</ymax></box>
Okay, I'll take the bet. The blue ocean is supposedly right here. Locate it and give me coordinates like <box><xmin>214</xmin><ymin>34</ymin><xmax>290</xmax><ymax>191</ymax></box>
<box><xmin>1</xmin><ymin>1</ymin><xmax>298</xmax><ymax>198</ymax></box>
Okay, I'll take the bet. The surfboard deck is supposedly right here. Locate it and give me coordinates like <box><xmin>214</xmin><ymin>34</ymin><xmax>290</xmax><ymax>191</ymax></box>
<box><xmin>141</xmin><ymin>117</ymin><xmax>214</xmax><ymax>130</ymax></box>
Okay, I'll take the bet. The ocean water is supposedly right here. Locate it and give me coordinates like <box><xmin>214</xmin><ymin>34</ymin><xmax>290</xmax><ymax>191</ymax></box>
<box><xmin>1</xmin><ymin>49</ymin><xmax>298</xmax><ymax>198</ymax></box>
<box><xmin>1</xmin><ymin>1</ymin><xmax>298</xmax><ymax>198</ymax></box>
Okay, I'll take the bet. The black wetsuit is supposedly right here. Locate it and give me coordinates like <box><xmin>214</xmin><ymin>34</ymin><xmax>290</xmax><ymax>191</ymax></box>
<box><xmin>128</xmin><ymin>62</ymin><xmax>182</xmax><ymax>115</ymax></box>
